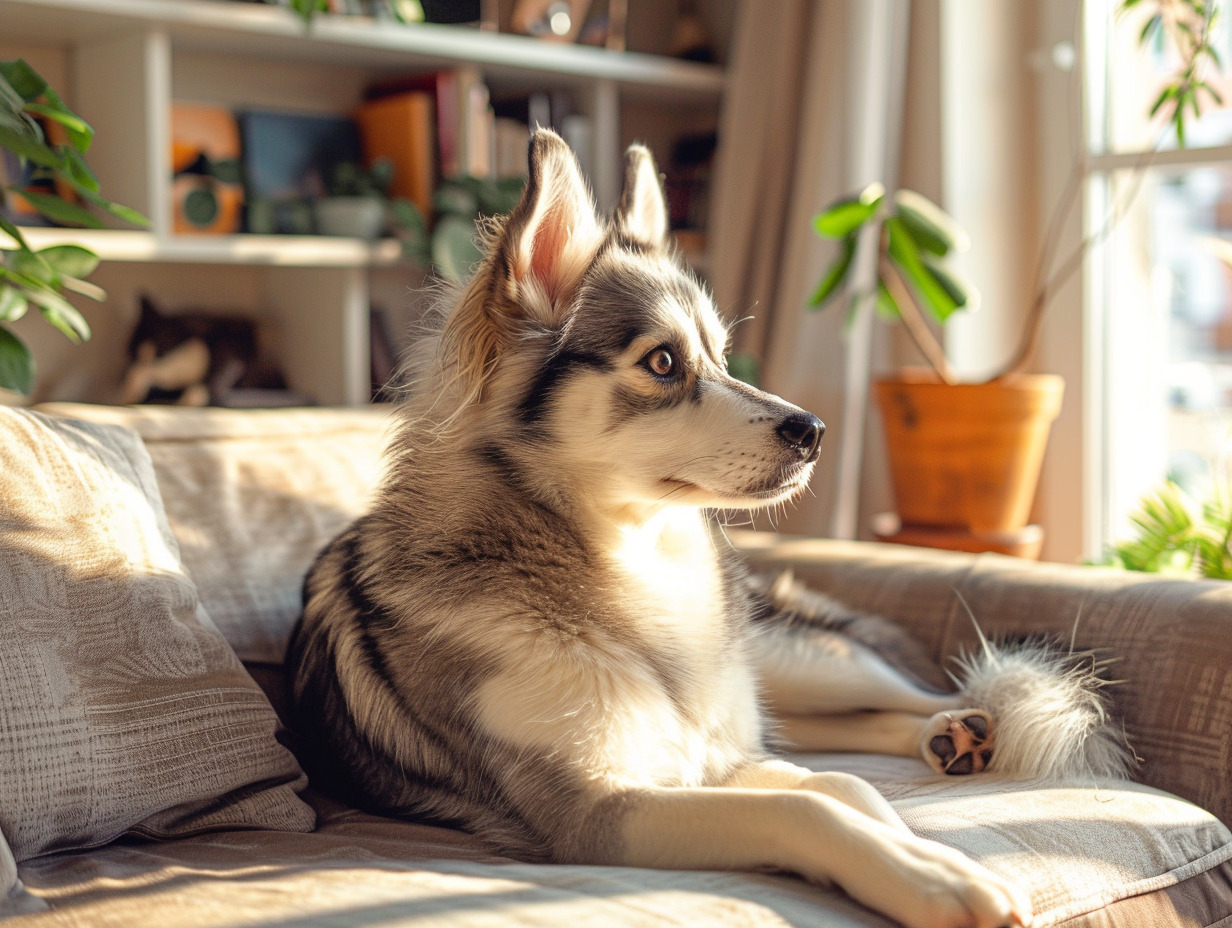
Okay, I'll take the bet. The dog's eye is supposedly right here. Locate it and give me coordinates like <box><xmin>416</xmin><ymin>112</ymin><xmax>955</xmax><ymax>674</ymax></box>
<box><xmin>645</xmin><ymin>348</ymin><xmax>676</xmax><ymax>378</ymax></box>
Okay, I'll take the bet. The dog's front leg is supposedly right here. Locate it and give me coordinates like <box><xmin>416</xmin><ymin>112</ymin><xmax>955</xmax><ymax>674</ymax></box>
<box><xmin>602</xmin><ymin>783</ymin><xmax>1031</xmax><ymax>928</ymax></box>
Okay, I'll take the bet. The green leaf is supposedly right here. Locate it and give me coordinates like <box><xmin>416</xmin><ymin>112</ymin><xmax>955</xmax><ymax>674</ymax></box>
<box><xmin>23</xmin><ymin>101</ymin><xmax>93</xmax><ymax>153</ymax></box>
<box><xmin>25</xmin><ymin>285</ymin><xmax>90</xmax><ymax>343</ymax></box>
<box><xmin>36</xmin><ymin>84</ymin><xmax>92</xmax><ymax>153</ymax></box>
<box><xmin>808</xmin><ymin>236</ymin><xmax>856</xmax><ymax>308</ymax></box>
<box><xmin>812</xmin><ymin>183</ymin><xmax>885</xmax><ymax>239</ymax></box>
<box><xmin>0</xmin><ymin>324</ymin><xmax>34</xmax><ymax>394</ymax></box>
<box><xmin>0</xmin><ymin>122</ymin><xmax>61</xmax><ymax>169</ymax></box>
<box><xmin>60</xmin><ymin>276</ymin><xmax>106</xmax><ymax>302</ymax></box>
<box><xmin>1139</xmin><ymin>12</ymin><xmax>1163</xmax><ymax>43</ymax></box>
<box><xmin>0</xmin><ymin>213</ymin><xmax>29</xmax><ymax>250</ymax></box>
<box><xmin>36</xmin><ymin>244</ymin><xmax>99</xmax><ymax>280</ymax></box>
<box><xmin>893</xmin><ymin>188</ymin><xmax>969</xmax><ymax>256</ymax></box>
<box><xmin>920</xmin><ymin>253</ymin><xmax>980</xmax><ymax>315</ymax></box>
<box><xmin>10</xmin><ymin>247</ymin><xmax>57</xmax><ymax>288</ymax></box>
<box><xmin>885</xmin><ymin>216</ymin><xmax>959</xmax><ymax>323</ymax></box>
<box><xmin>0</xmin><ymin>60</ymin><xmax>48</xmax><ymax>104</ymax></box>
<box><xmin>0</xmin><ymin>71</ymin><xmax>26</xmax><ymax>113</ymax></box>
<box><xmin>62</xmin><ymin>145</ymin><xmax>100</xmax><ymax>193</ymax></box>
<box><xmin>0</xmin><ymin>285</ymin><xmax>27</xmax><ymax>322</ymax></box>
<box><xmin>13</xmin><ymin>187</ymin><xmax>104</xmax><ymax>228</ymax></box>
<box><xmin>1149</xmin><ymin>84</ymin><xmax>1178</xmax><ymax>117</ymax></box>
<box><xmin>78</xmin><ymin>187</ymin><xmax>149</xmax><ymax>228</ymax></box>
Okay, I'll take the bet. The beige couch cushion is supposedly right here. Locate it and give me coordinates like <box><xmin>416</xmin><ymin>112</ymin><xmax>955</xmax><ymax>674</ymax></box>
<box><xmin>0</xmin><ymin>408</ymin><xmax>314</xmax><ymax>862</ymax></box>
<box><xmin>35</xmin><ymin>403</ymin><xmax>391</xmax><ymax>664</ymax></box>
<box><xmin>15</xmin><ymin>758</ymin><xmax>1232</xmax><ymax>927</ymax></box>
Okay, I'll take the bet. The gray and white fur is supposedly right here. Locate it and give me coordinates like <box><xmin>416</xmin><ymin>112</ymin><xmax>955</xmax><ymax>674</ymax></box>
<box><xmin>287</xmin><ymin>129</ymin><xmax>1128</xmax><ymax>928</ymax></box>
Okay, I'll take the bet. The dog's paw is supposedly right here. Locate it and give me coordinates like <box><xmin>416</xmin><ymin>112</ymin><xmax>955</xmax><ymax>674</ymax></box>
<box><xmin>920</xmin><ymin>710</ymin><xmax>994</xmax><ymax>775</ymax></box>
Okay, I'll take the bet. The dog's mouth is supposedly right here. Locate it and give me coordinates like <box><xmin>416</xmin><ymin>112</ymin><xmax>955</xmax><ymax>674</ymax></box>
<box><xmin>660</xmin><ymin>460</ymin><xmax>815</xmax><ymax>505</ymax></box>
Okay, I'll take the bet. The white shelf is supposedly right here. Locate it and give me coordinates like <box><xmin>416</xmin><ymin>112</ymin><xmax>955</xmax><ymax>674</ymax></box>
<box><xmin>0</xmin><ymin>0</ymin><xmax>731</xmax><ymax>407</ymax></box>
<box><xmin>0</xmin><ymin>0</ymin><xmax>725</xmax><ymax>100</ymax></box>
<box><xmin>16</xmin><ymin>228</ymin><xmax>404</xmax><ymax>267</ymax></box>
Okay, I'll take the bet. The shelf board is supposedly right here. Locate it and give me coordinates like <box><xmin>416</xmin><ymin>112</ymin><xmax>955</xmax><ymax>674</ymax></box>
<box><xmin>0</xmin><ymin>0</ymin><xmax>725</xmax><ymax>100</ymax></box>
<box><xmin>13</xmin><ymin>227</ymin><xmax>405</xmax><ymax>267</ymax></box>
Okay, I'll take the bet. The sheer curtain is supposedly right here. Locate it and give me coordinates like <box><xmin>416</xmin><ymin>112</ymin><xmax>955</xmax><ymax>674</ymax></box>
<box><xmin>707</xmin><ymin>1</ymin><xmax>911</xmax><ymax>538</ymax></box>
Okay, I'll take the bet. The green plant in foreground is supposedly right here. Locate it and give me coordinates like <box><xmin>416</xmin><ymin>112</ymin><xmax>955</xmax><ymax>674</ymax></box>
<box><xmin>0</xmin><ymin>58</ymin><xmax>147</xmax><ymax>394</ymax></box>
<box><xmin>1102</xmin><ymin>480</ymin><xmax>1232</xmax><ymax>580</ymax></box>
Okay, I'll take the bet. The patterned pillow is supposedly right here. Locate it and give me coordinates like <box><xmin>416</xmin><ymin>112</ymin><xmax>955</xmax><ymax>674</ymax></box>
<box><xmin>0</xmin><ymin>827</ymin><xmax>44</xmax><ymax>916</ymax></box>
<box><xmin>0</xmin><ymin>408</ymin><xmax>314</xmax><ymax>862</ymax></box>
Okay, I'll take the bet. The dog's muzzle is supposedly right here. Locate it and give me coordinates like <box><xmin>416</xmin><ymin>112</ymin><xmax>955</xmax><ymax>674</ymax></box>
<box><xmin>775</xmin><ymin>413</ymin><xmax>825</xmax><ymax>462</ymax></box>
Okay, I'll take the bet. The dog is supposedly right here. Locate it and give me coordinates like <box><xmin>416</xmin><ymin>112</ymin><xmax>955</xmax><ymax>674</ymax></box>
<box><xmin>286</xmin><ymin>129</ymin><xmax>1129</xmax><ymax>928</ymax></box>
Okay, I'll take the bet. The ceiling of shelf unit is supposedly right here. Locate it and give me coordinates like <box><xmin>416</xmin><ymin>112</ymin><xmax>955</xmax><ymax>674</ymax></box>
<box><xmin>0</xmin><ymin>0</ymin><xmax>725</xmax><ymax>102</ymax></box>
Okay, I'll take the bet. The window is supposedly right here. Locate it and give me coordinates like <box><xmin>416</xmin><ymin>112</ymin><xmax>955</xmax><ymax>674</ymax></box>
<box><xmin>1086</xmin><ymin>0</ymin><xmax>1232</xmax><ymax>550</ymax></box>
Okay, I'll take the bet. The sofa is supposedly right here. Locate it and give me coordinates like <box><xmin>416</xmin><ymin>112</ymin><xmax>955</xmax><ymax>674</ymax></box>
<box><xmin>2</xmin><ymin>401</ymin><xmax>1232</xmax><ymax>928</ymax></box>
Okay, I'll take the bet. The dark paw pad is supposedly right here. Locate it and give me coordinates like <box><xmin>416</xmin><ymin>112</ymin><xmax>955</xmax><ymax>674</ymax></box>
<box><xmin>928</xmin><ymin>713</ymin><xmax>994</xmax><ymax>776</ymax></box>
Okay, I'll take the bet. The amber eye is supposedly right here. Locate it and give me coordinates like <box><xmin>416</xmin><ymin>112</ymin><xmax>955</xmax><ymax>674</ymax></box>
<box><xmin>645</xmin><ymin>347</ymin><xmax>675</xmax><ymax>378</ymax></box>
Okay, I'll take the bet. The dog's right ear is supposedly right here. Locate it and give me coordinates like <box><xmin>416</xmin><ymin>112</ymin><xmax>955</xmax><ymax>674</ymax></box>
<box><xmin>494</xmin><ymin>129</ymin><xmax>602</xmax><ymax>323</ymax></box>
<box><xmin>615</xmin><ymin>144</ymin><xmax>668</xmax><ymax>250</ymax></box>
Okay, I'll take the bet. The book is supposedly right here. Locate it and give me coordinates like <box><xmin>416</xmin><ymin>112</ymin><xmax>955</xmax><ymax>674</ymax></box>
<box><xmin>366</xmin><ymin>68</ymin><xmax>493</xmax><ymax>180</ymax></box>
<box><xmin>354</xmin><ymin>91</ymin><xmax>437</xmax><ymax>218</ymax></box>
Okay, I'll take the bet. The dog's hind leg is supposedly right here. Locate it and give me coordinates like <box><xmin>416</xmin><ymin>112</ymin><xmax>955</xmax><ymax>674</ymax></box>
<box><xmin>775</xmin><ymin>710</ymin><xmax>996</xmax><ymax>776</ymax></box>
<box><xmin>747</xmin><ymin>572</ymin><xmax>996</xmax><ymax>774</ymax></box>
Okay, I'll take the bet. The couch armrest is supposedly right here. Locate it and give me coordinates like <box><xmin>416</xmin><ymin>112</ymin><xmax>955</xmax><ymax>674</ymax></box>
<box><xmin>733</xmin><ymin>531</ymin><xmax>1232</xmax><ymax>826</ymax></box>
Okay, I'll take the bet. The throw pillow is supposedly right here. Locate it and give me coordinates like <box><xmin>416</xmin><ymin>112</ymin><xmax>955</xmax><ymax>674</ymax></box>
<box><xmin>0</xmin><ymin>409</ymin><xmax>314</xmax><ymax>862</ymax></box>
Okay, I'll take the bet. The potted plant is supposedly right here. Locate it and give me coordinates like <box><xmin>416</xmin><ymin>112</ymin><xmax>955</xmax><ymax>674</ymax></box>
<box><xmin>314</xmin><ymin>158</ymin><xmax>397</xmax><ymax>240</ymax></box>
<box><xmin>810</xmin><ymin>0</ymin><xmax>1219</xmax><ymax>548</ymax></box>
<box><xmin>0</xmin><ymin>58</ymin><xmax>146</xmax><ymax>396</ymax></box>
<box><xmin>810</xmin><ymin>184</ymin><xmax>1064</xmax><ymax>543</ymax></box>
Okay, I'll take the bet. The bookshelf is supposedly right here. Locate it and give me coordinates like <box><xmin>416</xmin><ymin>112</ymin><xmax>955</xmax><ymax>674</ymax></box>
<box><xmin>0</xmin><ymin>0</ymin><xmax>729</xmax><ymax>406</ymax></box>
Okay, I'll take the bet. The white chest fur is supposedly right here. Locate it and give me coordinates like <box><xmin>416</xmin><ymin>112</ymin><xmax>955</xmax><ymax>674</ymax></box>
<box><xmin>473</xmin><ymin>511</ymin><xmax>762</xmax><ymax>788</ymax></box>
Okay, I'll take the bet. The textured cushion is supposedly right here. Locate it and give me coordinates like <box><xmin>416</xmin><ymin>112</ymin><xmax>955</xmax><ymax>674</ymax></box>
<box><xmin>0</xmin><ymin>828</ymin><xmax>46</xmax><ymax>918</ymax></box>
<box><xmin>0</xmin><ymin>408</ymin><xmax>314</xmax><ymax>862</ymax></box>
<box><xmin>736</xmin><ymin>533</ymin><xmax>1232</xmax><ymax>829</ymax></box>
<box><xmin>36</xmin><ymin>404</ymin><xmax>390</xmax><ymax>664</ymax></box>
<box><xmin>826</xmin><ymin>754</ymin><xmax>1232</xmax><ymax>926</ymax></box>
<box><xmin>13</xmin><ymin>761</ymin><xmax>1232</xmax><ymax>927</ymax></box>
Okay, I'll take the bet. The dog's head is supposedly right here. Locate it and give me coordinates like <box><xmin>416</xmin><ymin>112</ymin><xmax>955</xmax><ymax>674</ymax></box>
<box><xmin>429</xmin><ymin>129</ymin><xmax>823</xmax><ymax>515</ymax></box>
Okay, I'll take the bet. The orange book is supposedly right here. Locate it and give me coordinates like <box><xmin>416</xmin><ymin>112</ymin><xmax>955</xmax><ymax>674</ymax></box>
<box><xmin>355</xmin><ymin>92</ymin><xmax>437</xmax><ymax>219</ymax></box>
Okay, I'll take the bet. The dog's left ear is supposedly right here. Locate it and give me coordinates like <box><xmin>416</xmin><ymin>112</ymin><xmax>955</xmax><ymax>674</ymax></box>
<box><xmin>615</xmin><ymin>144</ymin><xmax>668</xmax><ymax>250</ymax></box>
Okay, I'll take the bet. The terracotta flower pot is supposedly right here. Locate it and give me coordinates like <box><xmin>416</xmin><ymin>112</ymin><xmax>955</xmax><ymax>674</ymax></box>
<box><xmin>874</xmin><ymin>370</ymin><xmax>1064</xmax><ymax>535</ymax></box>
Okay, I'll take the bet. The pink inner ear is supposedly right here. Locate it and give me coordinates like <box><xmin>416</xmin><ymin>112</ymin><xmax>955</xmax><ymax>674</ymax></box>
<box><xmin>527</xmin><ymin>198</ymin><xmax>577</xmax><ymax>302</ymax></box>
<box><xmin>530</xmin><ymin>204</ymin><xmax>565</xmax><ymax>286</ymax></box>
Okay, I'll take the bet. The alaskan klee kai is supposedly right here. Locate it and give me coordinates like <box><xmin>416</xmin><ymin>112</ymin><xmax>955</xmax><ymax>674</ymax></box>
<box><xmin>288</xmin><ymin>129</ymin><xmax>1128</xmax><ymax>928</ymax></box>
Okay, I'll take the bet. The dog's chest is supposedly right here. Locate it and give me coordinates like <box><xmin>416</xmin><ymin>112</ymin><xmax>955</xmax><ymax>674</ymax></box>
<box><xmin>471</xmin><ymin>515</ymin><xmax>761</xmax><ymax>787</ymax></box>
<box><xmin>609</xmin><ymin>517</ymin><xmax>730</xmax><ymax>651</ymax></box>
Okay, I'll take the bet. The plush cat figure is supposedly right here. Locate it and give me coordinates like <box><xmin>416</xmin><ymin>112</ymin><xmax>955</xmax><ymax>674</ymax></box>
<box><xmin>120</xmin><ymin>295</ymin><xmax>258</xmax><ymax>406</ymax></box>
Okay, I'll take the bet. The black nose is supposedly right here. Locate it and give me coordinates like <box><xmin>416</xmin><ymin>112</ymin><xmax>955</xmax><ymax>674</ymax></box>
<box><xmin>775</xmin><ymin>413</ymin><xmax>825</xmax><ymax>460</ymax></box>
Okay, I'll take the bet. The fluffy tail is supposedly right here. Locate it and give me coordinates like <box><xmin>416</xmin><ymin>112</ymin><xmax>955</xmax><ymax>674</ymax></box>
<box><xmin>953</xmin><ymin>637</ymin><xmax>1134</xmax><ymax>781</ymax></box>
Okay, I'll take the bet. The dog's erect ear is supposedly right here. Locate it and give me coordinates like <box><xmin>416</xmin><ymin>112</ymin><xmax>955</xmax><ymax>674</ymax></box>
<box><xmin>496</xmin><ymin>129</ymin><xmax>602</xmax><ymax>318</ymax></box>
<box><xmin>615</xmin><ymin>144</ymin><xmax>668</xmax><ymax>250</ymax></box>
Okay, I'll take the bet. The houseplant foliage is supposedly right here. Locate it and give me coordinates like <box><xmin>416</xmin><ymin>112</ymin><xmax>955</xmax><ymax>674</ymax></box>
<box><xmin>805</xmin><ymin>0</ymin><xmax>1222</xmax><ymax>542</ymax></box>
<box><xmin>0</xmin><ymin>59</ymin><xmax>147</xmax><ymax>394</ymax></box>
<box><xmin>811</xmin><ymin>182</ymin><xmax>1064</xmax><ymax>538</ymax></box>
<box><xmin>1103</xmin><ymin>480</ymin><xmax>1232</xmax><ymax>579</ymax></box>
<box><xmin>810</xmin><ymin>182</ymin><xmax>975</xmax><ymax>384</ymax></box>
<box><xmin>811</xmin><ymin>0</ymin><xmax>1223</xmax><ymax>387</ymax></box>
